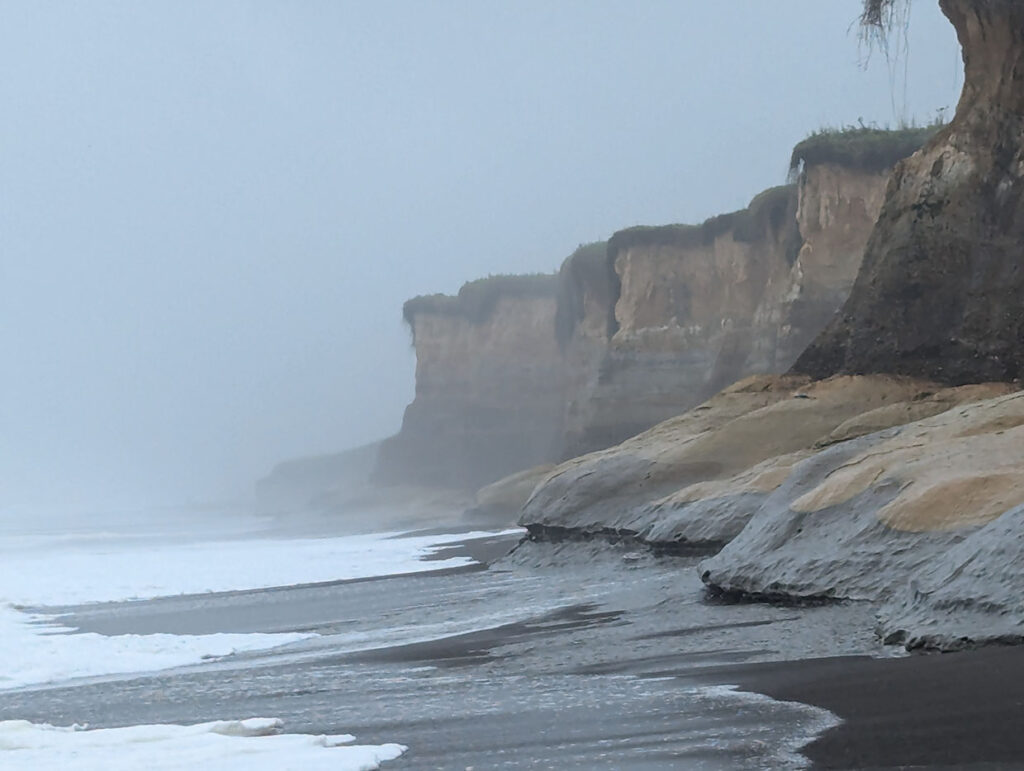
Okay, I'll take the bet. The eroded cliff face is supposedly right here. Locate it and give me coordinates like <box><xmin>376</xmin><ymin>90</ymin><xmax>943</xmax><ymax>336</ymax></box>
<box><xmin>748</xmin><ymin>163</ymin><xmax>890</xmax><ymax>372</ymax></box>
<box><xmin>555</xmin><ymin>242</ymin><xmax>621</xmax><ymax>458</ymax></box>
<box><xmin>560</xmin><ymin>162</ymin><xmax>892</xmax><ymax>457</ymax></box>
<box><xmin>375</xmin><ymin>277</ymin><xmax>565</xmax><ymax>488</ymax></box>
<box><xmin>378</xmin><ymin>132</ymin><xmax>915</xmax><ymax>490</ymax></box>
<box><xmin>560</xmin><ymin>188</ymin><xmax>800</xmax><ymax>456</ymax></box>
<box><xmin>796</xmin><ymin>0</ymin><xmax>1024</xmax><ymax>383</ymax></box>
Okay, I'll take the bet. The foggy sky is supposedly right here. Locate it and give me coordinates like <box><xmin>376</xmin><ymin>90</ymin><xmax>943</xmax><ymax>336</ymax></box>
<box><xmin>0</xmin><ymin>1</ymin><xmax>963</xmax><ymax>512</ymax></box>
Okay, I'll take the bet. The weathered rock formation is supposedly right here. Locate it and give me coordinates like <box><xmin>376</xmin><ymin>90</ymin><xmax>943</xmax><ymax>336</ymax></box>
<box><xmin>558</xmin><ymin>143</ymin><xmax>915</xmax><ymax>457</ymax></box>
<box><xmin>795</xmin><ymin>0</ymin><xmax>1024</xmax><ymax>384</ymax></box>
<box><xmin>563</xmin><ymin>186</ymin><xmax>802</xmax><ymax>455</ymax></box>
<box><xmin>881</xmin><ymin>501</ymin><xmax>1024</xmax><ymax>650</ymax></box>
<box><xmin>521</xmin><ymin>375</ymin><xmax>1008</xmax><ymax>548</ymax></box>
<box><xmin>698</xmin><ymin>386</ymin><xmax>1022</xmax><ymax>642</ymax></box>
<box><xmin>370</xmin><ymin>130</ymin><xmax>928</xmax><ymax>493</ymax></box>
<box><xmin>375</xmin><ymin>274</ymin><xmax>565</xmax><ymax>489</ymax></box>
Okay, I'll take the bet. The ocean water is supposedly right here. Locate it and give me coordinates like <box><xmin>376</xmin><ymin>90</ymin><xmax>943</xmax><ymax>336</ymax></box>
<box><xmin>0</xmin><ymin>509</ymin><xmax>878</xmax><ymax>769</ymax></box>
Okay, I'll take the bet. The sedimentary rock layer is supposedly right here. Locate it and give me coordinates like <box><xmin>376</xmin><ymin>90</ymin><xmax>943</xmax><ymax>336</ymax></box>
<box><xmin>377</xmin><ymin>130</ymin><xmax>927</xmax><ymax>489</ymax></box>
<box><xmin>521</xmin><ymin>375</ymin><xmax>1008</xmax><ymax>547</ymax></box>
<box><xmin>560</xmin><ymin>158</ymin><xmax>899</xmax><ymax>458</ymax></box>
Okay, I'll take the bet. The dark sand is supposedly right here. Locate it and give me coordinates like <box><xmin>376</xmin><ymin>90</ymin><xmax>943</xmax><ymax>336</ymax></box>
<box><xmin>732</xmin><ymin>646</ymin><xmax>1024</xmax><ymax>770</ymax></box>
<box><xmin>10</xmin><ymin>534</ymin><xmax>1024</xmax><ymax>769</ymax></box>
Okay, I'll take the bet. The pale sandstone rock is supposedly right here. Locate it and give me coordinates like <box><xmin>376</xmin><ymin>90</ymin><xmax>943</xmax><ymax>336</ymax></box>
<box><xmin>700</xmin><ymin>387</ymin><xmax>1024</xmax><ymax>607</ymax></box>
<box><xmin>469</xmin><ymin>464</ymin><xmax>556</xmax><ymax>522</ymax></box>
<box><xmin>521</xmin><ymin>374</ymin><xmax>982</xmax><ymax>546</ymax></box>
<box><xmin>564</xmin><ymin>163</ymin><xmax>897</xmax><ymax>458</ymax></box>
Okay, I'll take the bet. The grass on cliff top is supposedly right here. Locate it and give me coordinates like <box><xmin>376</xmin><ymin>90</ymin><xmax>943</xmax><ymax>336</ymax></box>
<box><xmin>789</xmin><ymin>124</ymin><xmax>942</xmax><ymax>175</ymax></box>
<box><xmin>608</xmin><ymin>184</ymin><xmax>797</xmax><ymax>254</ymax></box>
<box><xmin>403</xmin><ymin>272</ymin><xmax>557</xmax><ymax>328</ymax></box>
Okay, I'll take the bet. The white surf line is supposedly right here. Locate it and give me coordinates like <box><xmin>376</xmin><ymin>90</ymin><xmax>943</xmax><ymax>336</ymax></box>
<box><xmin>0</xmin><ymin>605</ymin><xmax>314</xmax><ymax>691</ymax></box>
<box><xmin>0</xmin><ymin>528</ymin><xmax>523</xmax><ymax>691</ymax></box>
<box><xmin>0</xmin><ymin>529</ymin><xmax>522</xmax><ymax>607</ymax></box>
<box><xmin>0</xmin><ymin>717</ymin><xmax>406</xmax><ymax>771</ymax></box>
<box><xmin>685</xmin><ymin>684</ymin><xmax>840</xmax><ymax>769</ymax></box>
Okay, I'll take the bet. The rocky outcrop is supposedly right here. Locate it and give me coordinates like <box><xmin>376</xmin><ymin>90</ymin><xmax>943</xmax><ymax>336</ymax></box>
<box><xmin>521</xmin><ymin>375</ymin><xmax>1006</xmax><ymax>548</ymax></box>
<box><xmin>698</xmin><ymin>385</ymin><xmax>1020</xmax><ymax>610</ymax></box>
<box><xmin>375</xmin><ymin>275</ymin><xmax>565</xmax><ymax>489</ymax></box>
<box><xmin>880</xmin><ymin>502</ymin><xmax>1024</xmax><ymax>650</ymax></box>
<box><xmin>795</xmin><ymin>0</ymin><xmax>1024</xmax><ymax>384</ymax></box>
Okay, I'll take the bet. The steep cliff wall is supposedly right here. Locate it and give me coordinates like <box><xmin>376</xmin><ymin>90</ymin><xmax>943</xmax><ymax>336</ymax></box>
<box><xmin>377</xmin><ymin>130</ymin><xmax>924</xmax><ymax>490</ymax></box>
<box><xmin>559</xmin><ymin>154</ymin><xmax>900</xmax><ymax>458</ymax></box>
<box><xmin>747</xmin><ymin>160</ymin><xmax>893</xmax><ymax>372</ymax></box>
<box><xmin>554</xmin><ymin>242</ymin><xmax>618</xmax><ymax>458</ymax></box>
<box><xmin>796</xmin><ymin>0</ymin><xmax>1024</xmax><ymax>384</ymax></box>
<box><xmin>375</xmin><ymin>274</ymin><xmax>565</xmax><ymax>488</ymax></box>
<box><xmin>558</xmin><ymin>187</ymin><xmax>800</xmax><ymax>456</ymax></box>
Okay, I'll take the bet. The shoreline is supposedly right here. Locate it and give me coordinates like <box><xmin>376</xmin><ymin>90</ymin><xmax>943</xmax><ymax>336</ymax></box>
<box><xmin>725</xmin><ymin>646</ymin><xmax>1024</xmax><ymax>769</ymax></box>
<box><xmin>10</xmin><ymin>527</ymin><xmax>1018</xmax><ymax>768</ymax></box>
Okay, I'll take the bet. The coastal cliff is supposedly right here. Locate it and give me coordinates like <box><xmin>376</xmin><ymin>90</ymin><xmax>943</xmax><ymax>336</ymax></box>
<box><xmin>516</xmin><ymin>0</ymin><xmax>1024</xmax><ymax>649</ymax></box>
<box><xmin>370</xmin><ymin>130</ymin><xmax>926</xmax><ymax>493</ymax></box>
<box><xmin>374</xmin><ymin>274</ymin><xmax>565</xmax><ymax>489</ymax></box>
<box><xmin>695</xmin><ymin>0</ymin><xmax>1024</xmax><ymax>646</ymax></box>
<box><xmin>796</xmin><ymin>0</ymin><xmax>1024</xmax><ymax>383</ymax></box>
<box><xmin>565</xmin><ymin>185</ymin><xmax>802</xmax><ymax>455</ymax></box>
<box><xmin>557</xmin><ymin>141</ymin><xmax>914</xmax><ymax>458</ymax></box>
<box><xmin>747</xmin><ymin>156</ymin><xmax>897</xmax><ymax>373</ymax></box>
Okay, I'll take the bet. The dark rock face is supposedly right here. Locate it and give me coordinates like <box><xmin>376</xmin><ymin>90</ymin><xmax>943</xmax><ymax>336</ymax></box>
<box><xmin>795</xmin><ymin>0</ymin><xmax>1024</xmax><ymax>384</ymax></box>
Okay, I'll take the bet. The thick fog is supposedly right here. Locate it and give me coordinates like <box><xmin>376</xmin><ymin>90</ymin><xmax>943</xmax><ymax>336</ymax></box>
<box><xmin>0</xmin><ymin>1</ymin><xmax>961</xmax><ymax>513</ymax></box>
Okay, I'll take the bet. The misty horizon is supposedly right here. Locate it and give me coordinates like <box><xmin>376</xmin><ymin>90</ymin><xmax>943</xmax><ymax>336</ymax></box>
<box><xmin>1</xmin><ymin>0</ymin><xmax>963</xmax><ymax>512</ymax></box>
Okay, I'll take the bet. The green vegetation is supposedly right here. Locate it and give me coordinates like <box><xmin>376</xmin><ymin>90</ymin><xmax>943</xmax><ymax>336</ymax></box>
<box><xmin>789</xmin><ymin>124</ymin><xmax>941</xmax><ymax>175</ymax></box>
<box><xmin>608</xmin><ymin>184</ymin><xmax>798</xmax><ymax>256</ymax></box>
<box><xmin>554</xmin><ymin>241</ymin><xmax>613</xmax><ymax>348</ymax></box>
<box><xmin>733</xmin><ymin>184</ymin><xmax>798</xmax><ymax>244</ymax></box>
<box><xmin>402</xmin><ymin>272</ymin><xmax>557</xmax><ymax>330</ymax></box>
<box><xmin>608</xmin><ymin>213</ymin><xmax>737</xmax><ymax>255</ymax></box>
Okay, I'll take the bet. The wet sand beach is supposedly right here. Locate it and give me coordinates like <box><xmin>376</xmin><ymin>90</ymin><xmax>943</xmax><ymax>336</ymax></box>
<box><xmin>731</xmin><ymin>646</ymin><xmax>1024</xmax><ymax>770</ymax></box>
<box><xmin>0</xmin><ymin>535</ymin><xmax>879</xmax><ymax>769</ymax></box>
<box><xmin>4</xmin><ymin>531</ymin><xmax>1020</xmax><ymax>769</ymax></box>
